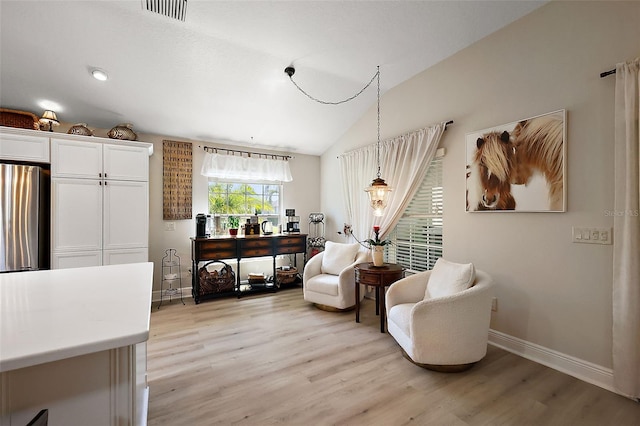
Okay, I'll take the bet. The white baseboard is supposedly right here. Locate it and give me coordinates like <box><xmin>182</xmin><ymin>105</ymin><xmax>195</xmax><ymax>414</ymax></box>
<box><xmin>488</xmin><ymin>329</ymin><xmax>618</xmax><ymax>396</ymax></box>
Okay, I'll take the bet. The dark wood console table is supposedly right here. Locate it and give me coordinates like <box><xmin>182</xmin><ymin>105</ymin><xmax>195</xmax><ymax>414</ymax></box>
<box><xmin>354</xmin><ymin>263</ymin><xmax>404</xmax><ymax>333</ymax></box>
<box><xmin>191</xmin><ymin>234</ymin><xmax>307</xmax><ymax>304</ymax></box>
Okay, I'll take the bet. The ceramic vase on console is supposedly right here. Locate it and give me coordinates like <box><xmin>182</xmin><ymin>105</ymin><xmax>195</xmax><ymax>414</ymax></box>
<box><xmin>372</xmin><ymin>245</ymin><xmax>384</xmax><ymax>267</ymax></box>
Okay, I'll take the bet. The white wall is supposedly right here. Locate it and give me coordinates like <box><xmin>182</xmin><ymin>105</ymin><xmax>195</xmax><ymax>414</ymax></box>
<box><xmin>321</xmin><ymin>0</ymin><xmax>639</xmax><ymax>370</ymax></box>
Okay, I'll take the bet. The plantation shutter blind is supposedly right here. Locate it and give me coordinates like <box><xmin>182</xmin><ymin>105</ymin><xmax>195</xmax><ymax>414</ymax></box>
<box><xmin>387</xmin><ymin>156</ymin><xmax>443</xmax><ymax>273</ymax></box>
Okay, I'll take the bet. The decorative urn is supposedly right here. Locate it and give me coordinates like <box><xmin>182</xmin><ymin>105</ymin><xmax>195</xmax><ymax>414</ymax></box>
<box><xmin>67</xmin><ymin>123</ymin><xmax>93</xmax><ymax>136</ymax></box>
<box><xmin>107</xmin><ymin>123</ymin><xmax>138</xmax><ymax>141</ymax></box>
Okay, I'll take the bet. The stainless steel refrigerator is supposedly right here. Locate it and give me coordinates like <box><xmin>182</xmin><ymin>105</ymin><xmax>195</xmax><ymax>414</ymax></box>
<box><xmin>0</xmin><ymin>163</ymin><xmax>49</xmax><ymax>272</ymax></box>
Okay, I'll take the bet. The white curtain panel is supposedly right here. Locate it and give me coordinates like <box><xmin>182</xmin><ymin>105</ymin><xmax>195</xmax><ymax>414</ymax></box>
<box><xmin>339</xmin><ymin>143</ymin><xmax>378</xmax><ymax>244</ymax></box>
<box><xmin>612</xmin><ymin>57</ymin><xmax>640</xmax><ymax>399</ymax></box>
<box><xmin>376</xmin><ymin>123</ymin><xmax>446</xmax><ymax>236</ymax></box>
<box><xmin>201</xmin><ymin>152</ymin><xmax>293</xmax><ymax>182</ymax></box>
<box><xmin>339</xmin><ymin>122</ymin><xmax>446</xmax><ymax>243</ymax></box>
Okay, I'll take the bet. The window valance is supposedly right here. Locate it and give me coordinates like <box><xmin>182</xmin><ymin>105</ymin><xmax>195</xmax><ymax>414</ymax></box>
<box><xmin>201</xmin><ymin>151</ymin><xmax>293</xmax><ymax>182</ymax></box>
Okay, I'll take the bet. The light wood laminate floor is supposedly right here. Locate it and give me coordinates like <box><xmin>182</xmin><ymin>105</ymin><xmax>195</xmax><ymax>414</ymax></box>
<box><xmin>147</xmin><ymin>287</ymin><xmax>640</xmax><ymax>425</ymax></box>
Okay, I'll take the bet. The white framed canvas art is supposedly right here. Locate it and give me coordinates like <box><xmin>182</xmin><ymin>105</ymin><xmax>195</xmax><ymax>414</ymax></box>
<box><xmin>466</xmin><ymin>110</ymin><xmax>566</xmax><ymax>212</ymax></box>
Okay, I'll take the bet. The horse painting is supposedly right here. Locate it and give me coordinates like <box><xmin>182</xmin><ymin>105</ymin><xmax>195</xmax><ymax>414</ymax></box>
<box><xmin>471</xmin><ymin>130</ymin><xmax>516</xmax><ymax>210</ymax></box>
<box><xmin>510</xmin><ymin>114</ymin><xmax>564</xmax><ymax>210</ymax></box>
<box><xmin>466</xmin><ymin>110</ymin><xmax>565</xmax><ymax>212</ymax></box>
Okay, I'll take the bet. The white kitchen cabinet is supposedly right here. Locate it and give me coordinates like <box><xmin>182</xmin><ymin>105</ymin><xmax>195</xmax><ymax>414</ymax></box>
<box><xmin>0</xmin><ymin>128</ymin><xmax>50</xmax><ymax>163</ymax></box>
<box><xmin>52</xmin><ymin>250</ymin><xmax>102</xmax><ymax>269</ymax></box>
<box><xmin>52</xmin><ymin>178</ymin><xmax>103</xmax><ymax>252</ymax></box>
<box><xmin>51</xmin><ymin>138</ymin><xmax>151</xmax><ymax>268</ymax></box>
<box><xmin>103</xmin><ymin>180</ymin><xmax>149</xmax><ymax>250</ymax></box>
<box><xmin>103</xmin><ymin>143</ymin><xmax>149</xmax><ymax>181</ymax></box>
<box><xmin>51</xmin><ymin>138</ymin><xmax>148</xmax><ymax>181</ymax></box>
<box><xmin>103</xmin><ymin>248</ymin><xmax>149</xmax><ymax>266</ymax></box>
<box><xmin>51</xmin><ymin>138</ymin><xmax>103</xmax><ymax>178</ymax></box>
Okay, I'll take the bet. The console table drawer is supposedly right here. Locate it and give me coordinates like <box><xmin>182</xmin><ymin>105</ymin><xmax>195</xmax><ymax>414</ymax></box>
<box><xmin>275</xmin><ymin>236</ymin><xmax>306</xmax><ymax>254</ymax></box>
<box><xmin>238</xmin><ymin>238</ymin><xmax>272</xmax><ymax>258</ymax></box>
<box><xmin>195</xmin><ymin>239</ymin><xmax>237</xmax><ymax>260</ymax></box>
<box><xmin>240</xmin><ymin>248</ymin><xmax>272</xmax><ymax>257</ymax></box>
<box><xmin>239</xmin><ymin>238</ymin><xmax>272</xmax><ymax>248</ymax></box>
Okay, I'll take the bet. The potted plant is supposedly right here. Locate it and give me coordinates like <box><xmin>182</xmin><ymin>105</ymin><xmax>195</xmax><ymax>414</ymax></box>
<box><xmin>365</xmin><ymin>226</ymin><xmax>391</xmax><ymax>267</ymax></box>
<box><xmin>228</xmin><ymin>216</ymin><xmax>240</xmax><ymax>236</ymax></box>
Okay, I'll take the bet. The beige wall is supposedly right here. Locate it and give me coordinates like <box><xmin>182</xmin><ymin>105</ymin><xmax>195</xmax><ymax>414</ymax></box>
<box><xmin>321</xmin><ymin>1</ymin><xmax>639</xmax><ymax>369</ymax></box>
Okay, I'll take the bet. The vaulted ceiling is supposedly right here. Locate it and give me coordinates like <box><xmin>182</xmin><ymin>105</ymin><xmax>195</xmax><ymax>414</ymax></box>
<box><xmin>0</xmin><ymin>1</ymin><xmax>547</xmax><ymax>155</ymax></box>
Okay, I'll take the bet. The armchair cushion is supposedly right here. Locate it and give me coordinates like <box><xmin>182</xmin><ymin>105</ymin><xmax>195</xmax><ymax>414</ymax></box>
<box><xmin>321</xmin><ymin>241</ymin><xmax>360</xmax><ymax>275</ymax></box>
<box><xmin>304</xmin><ymin>248</ymin><xmax>369</xmax><ymax>310</ymax></box>
<box><xmin>304</xmin><ymin>273</ymin><xmax>340</xmax><ymax>296</ymax></box>
<box><xmin>425</xmin><ymin>258</ymin><xmax>475</xmax><ymax>300</ymax></box>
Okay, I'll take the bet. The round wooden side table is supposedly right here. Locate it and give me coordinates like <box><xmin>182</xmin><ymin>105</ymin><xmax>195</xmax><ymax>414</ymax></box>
<box><xmin>354</xmin><ymin>262</ymin><xmax>404</xmax><ymax>333</ymax></box>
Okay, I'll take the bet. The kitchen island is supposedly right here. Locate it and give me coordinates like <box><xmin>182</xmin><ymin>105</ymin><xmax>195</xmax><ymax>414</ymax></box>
<box><xmin>0</xmin><ymin>262</ymin><xmax>153</xmax><ymax>426</ymax></box>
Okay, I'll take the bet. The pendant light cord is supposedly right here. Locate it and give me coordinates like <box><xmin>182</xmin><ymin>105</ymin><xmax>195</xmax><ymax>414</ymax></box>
<box><xmin>285</xmin><ymin>66</ymin><xmax>379</xmax><ymax>106</ymax></box>
<box><xmin>376</xmin><ymin>65</ymin><xmax>381</xmax><ymax>179</ymax></box>
<box><xmin>285</xmin><ymin>64</ymin><xmax>383</xmax><ymax>179</ymax></box>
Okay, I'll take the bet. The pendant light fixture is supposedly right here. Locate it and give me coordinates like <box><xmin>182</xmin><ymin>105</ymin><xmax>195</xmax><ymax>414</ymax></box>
<box><xmin>365</xmin><ymin>66</ymin><xmax>391</xmax><ymax>216</ymax></box>
<box><xmin>284</xmin><ymin>64</ymin><xmax>391</xmax><ymax>216</ymax></box>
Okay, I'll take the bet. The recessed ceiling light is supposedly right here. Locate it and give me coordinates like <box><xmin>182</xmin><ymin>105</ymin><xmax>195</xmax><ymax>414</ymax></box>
<box><xmin>91</xmin><ymin>68</ymin><xmax>108</xmax><ymax>81</ymax></box>
<box><xmin>38</xmin><ymin>100</ymin><xmax>62</xmax><ymax>111</ymax></box>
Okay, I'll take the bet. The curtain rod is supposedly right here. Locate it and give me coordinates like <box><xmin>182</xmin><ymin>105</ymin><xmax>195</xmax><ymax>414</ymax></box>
<box><xmin>600</xmin><ymin>68</ymin><xmax>616</xmax><ymax>78</ymax></box>
<box><xmin>335</xmin><ymin>120</ymin><xmax>454</xmax><ymax>159</ymax></box>
<box><xmin>201</xmin><ymin>145</ymin><xmax>291</xmax><ymax>160</ymax></box>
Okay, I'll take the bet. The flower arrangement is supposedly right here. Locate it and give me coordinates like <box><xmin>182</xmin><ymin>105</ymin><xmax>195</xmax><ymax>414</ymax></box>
<box><xmin>339</xmin><ymin>224</ymin><xmax>392</xmax><ymax>249</ymax></box>
<box><xmin>364</xmin><ymin>226</ymin><xmax>392</xmax><ymax>247</ymax></box>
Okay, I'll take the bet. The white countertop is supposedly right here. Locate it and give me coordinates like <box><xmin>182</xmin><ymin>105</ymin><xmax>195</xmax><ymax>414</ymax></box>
<box><xmin>0</xmin><ymin>262</ymin><xmax>153</xmax><ymax>372</ymax></box>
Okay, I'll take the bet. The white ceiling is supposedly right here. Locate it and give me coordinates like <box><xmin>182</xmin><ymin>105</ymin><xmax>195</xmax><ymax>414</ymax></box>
<box><xmin>0</xmin><ymin>0</ymin><xmax>547</xmax><ymax>155</ymax></box>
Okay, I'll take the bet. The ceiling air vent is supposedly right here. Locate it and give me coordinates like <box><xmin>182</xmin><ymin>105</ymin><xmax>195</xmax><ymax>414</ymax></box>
<box><xmin>143</xmin><ymin>0</ymin><xmax>187</xmax><ymax>22</ymax></box>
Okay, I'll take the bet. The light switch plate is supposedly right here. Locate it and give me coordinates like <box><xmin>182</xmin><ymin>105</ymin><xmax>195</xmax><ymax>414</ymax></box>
<box><xmin>572</xmin><ymin>227</ymin><xmax>612</xmax><ymax>245</ymax></box>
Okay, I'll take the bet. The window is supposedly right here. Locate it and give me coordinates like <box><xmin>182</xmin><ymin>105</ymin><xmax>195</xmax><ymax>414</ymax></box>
<box><xmin>387</xmin><ymin>157</ymin><xmax>443</xmax><ymax>273</ymax></box>
<box><xmin>208</xmin><ymin>180</ymin><xmax>282</xmax><ymax>227</ymax></box>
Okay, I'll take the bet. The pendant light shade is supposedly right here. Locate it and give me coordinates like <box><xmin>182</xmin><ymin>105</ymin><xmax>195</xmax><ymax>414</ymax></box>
<box><xmin>365</xmin><ymin>177</ymin><xmax>392</xmax><ymax>217</ymax></box>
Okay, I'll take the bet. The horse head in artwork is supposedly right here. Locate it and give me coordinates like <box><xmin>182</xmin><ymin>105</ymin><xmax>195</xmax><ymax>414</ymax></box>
<box><xmin>472</xmin><ymin>130</ymin><xmax>516</xmax><ymax>210</ymax></box>
<box><xmin>510</xmin><ymin>115</ymin><xmax>564</xmax><ymax>210</ymax></box>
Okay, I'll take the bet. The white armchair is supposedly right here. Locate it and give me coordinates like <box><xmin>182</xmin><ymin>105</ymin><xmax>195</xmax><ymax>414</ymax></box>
<box><xmin>303</xmin><ymin>241</ymin><xmax>370</xmax><ymax>311</ymax></box>
<box><xmin>386</xmin><ymin>259</ymin><xmax>494</xmax><ymax>372</ymax></box>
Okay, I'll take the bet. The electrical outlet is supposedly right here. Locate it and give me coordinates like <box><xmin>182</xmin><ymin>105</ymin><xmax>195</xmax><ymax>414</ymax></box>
<box><xmin>491</xmin><ymin>297</ymin><xmax>498</xmax><ymax>312</ymax></box>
